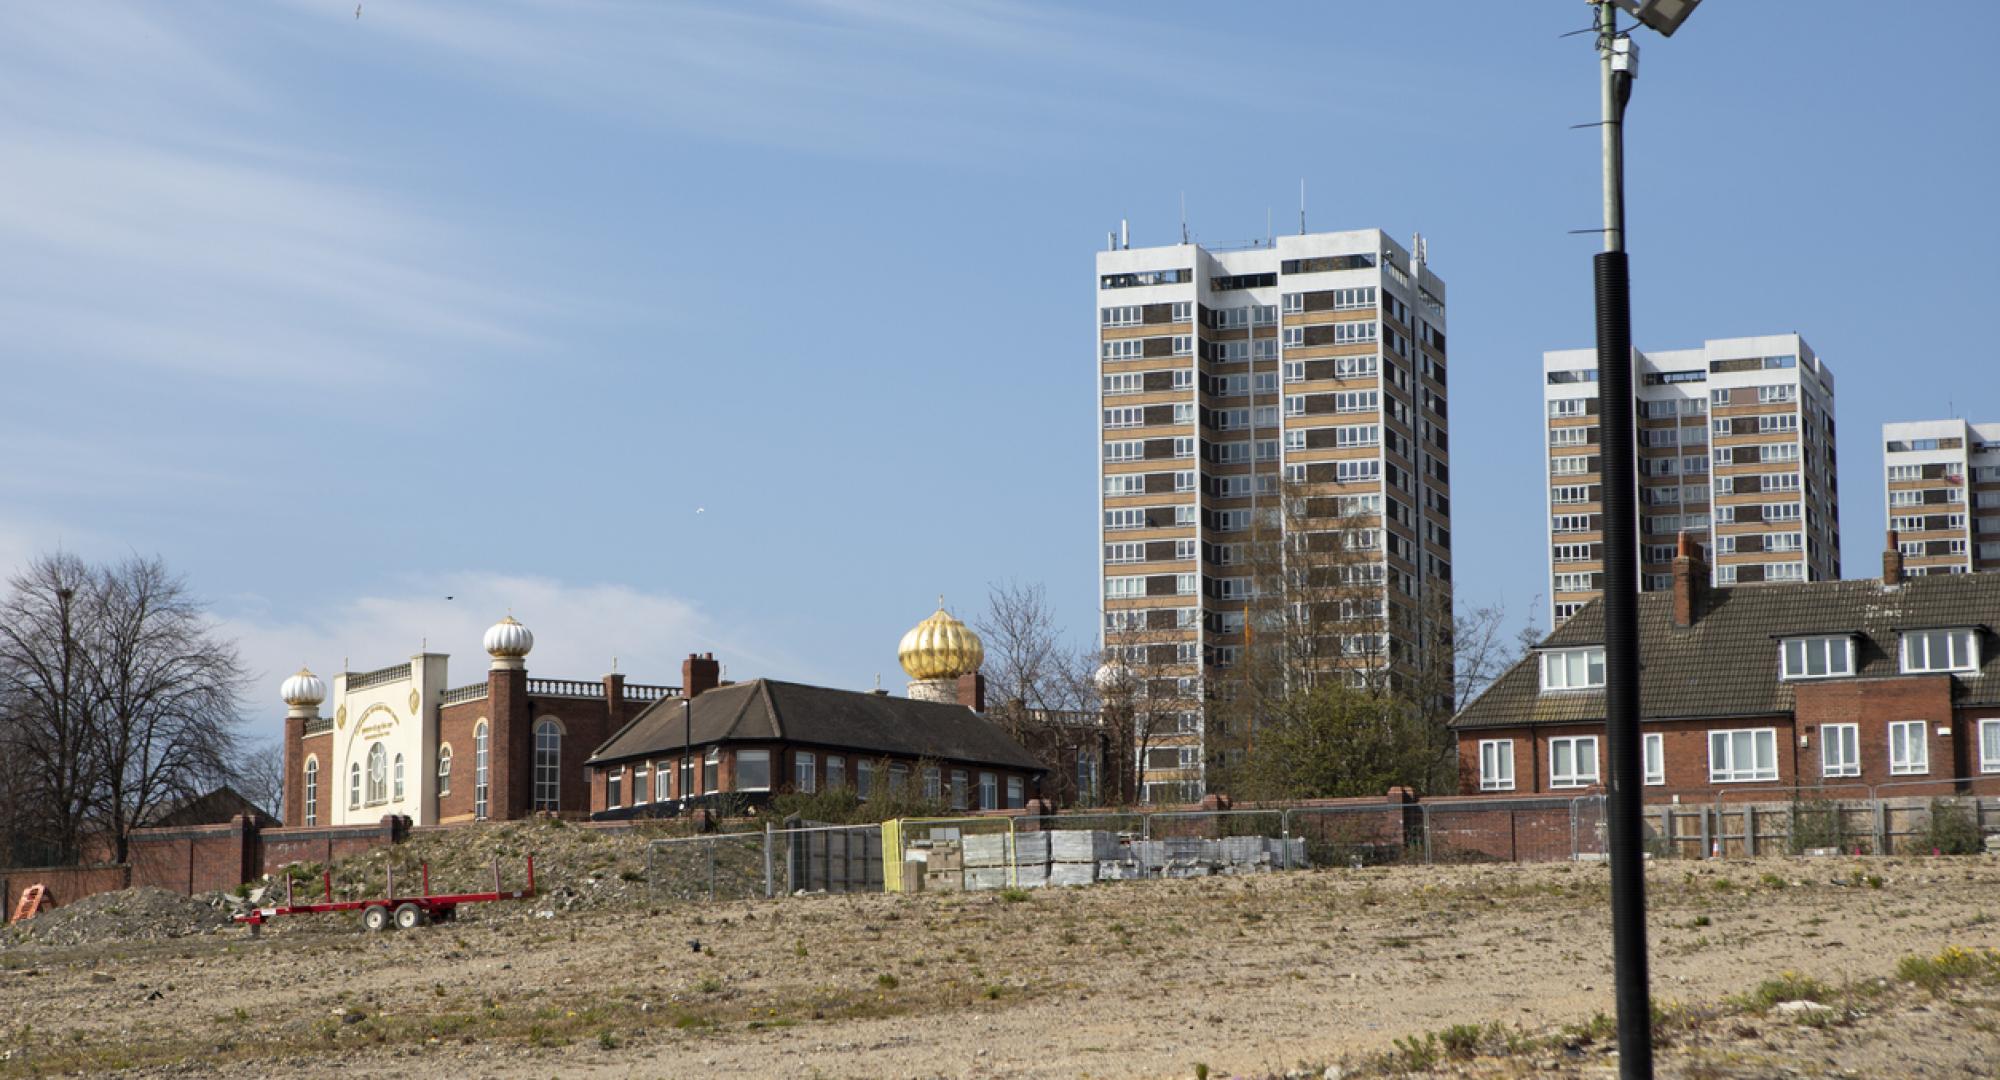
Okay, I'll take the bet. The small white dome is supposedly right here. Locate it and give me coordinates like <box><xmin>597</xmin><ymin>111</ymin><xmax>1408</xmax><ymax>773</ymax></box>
<box><xmin>1094</xmin><ymin>663</ymin><xmax>1130</xmax><ymax>692</ymax></box>
<box><xmin>484</xmin><ymin>615</ymin><xmax>534</xmax><ymax>659</ymax></box>
<box><xmin>280</xmin><ymin>667</ymin><xmax>326</xmax><ymax>707</ymax></box>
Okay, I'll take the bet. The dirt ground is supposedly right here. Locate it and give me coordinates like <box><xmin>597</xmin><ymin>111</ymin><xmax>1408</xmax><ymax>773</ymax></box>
<box><xmin>3</xmin><ymin>855</ymin><xmax>1999</xmax><ymax>1078</ymax></box>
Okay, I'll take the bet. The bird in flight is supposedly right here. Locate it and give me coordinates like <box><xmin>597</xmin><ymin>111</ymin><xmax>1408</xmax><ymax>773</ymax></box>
<box><xmin>355</xmin><ymin>3</ymin><xmax>362</xmax><ymax>18</ymax></box>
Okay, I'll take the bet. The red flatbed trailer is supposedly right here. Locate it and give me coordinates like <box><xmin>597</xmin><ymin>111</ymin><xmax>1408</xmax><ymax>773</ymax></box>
<box><xmin>233</xmin><ymin>857</ymin><xmax>535</xmax><ymax>932</ymax></box>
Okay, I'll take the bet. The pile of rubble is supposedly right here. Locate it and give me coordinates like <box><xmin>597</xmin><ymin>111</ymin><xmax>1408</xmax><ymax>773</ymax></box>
<box><xmin>3</xmin><ymin>887</ymin><xmax>232</xmax><ymax>948</ymax></box>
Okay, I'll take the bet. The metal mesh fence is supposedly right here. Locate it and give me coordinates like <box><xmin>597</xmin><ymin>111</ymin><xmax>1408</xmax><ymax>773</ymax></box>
<box><xmin>645</xmin><ymin>833</ymin><xmax>768</xmax><ymax>903</ymax></box>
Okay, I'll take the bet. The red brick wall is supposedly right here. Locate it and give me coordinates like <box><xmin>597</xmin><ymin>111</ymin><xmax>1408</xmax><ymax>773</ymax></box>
<box><xmin>256</xmin><ymin>818</ymin><xmax>403</xmax><ymax>876</ymax></box>
<box><xmin>2</xmin><ymin>866</ymin><xmax>131</xmax><ymax>918</ymax></box>
<box><xmin>283</xmin><ymin>715</ymin><xmax>305</xmax><ymax>827</ymax></box>
<box><xmin>1793</xmin><ymin>675</ymin><xmax>1956</xmax><ymax>794</ymax></box>
<box><xmin>1459</xmin><ymin>715</ymin><xmax>1802</xmax><ymax>801</ymax></box>
<box><xmin>127</xmin><ymin>817</ymin><xmax>258</xmax><ymax>896</ymax></box>
<box><xmin>436</xmin><ymin>698</ymin><xmax>485</xmax><ymax>823</ymax></box>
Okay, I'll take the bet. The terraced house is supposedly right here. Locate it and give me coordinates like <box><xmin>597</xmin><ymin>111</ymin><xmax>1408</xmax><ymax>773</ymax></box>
<box><xmin>1454</xmin><ymin>535</ymin><xmax>2000</xmax><ymax>800</ymax></box>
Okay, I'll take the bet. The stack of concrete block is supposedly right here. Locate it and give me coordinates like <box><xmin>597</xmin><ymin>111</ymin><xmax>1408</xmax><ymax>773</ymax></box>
<box><xmin>1050</xmin><ymin>829</ymin><xmax>1119</xmax><ymax>886</ymax></box>
<box><xmin>1012</xmin><ymin>832</ymin><xmax>1051</xmax><ymax>888</ymax></box>
<box><xmin>922</xmin><ymin>841</ymin><xmax>965</xmax><ymax>892</ymax></box>
<box><xmin>962</xmin><ymin>834</ymin><xmax>1009</xmax><ymax>891</ymax></box>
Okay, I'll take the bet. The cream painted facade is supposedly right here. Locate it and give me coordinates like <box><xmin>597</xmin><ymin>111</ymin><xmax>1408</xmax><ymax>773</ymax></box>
<box><xmin>316</xmin><ymin>653</ymin><xmax>449</xmax><ymax>827</ymax></box>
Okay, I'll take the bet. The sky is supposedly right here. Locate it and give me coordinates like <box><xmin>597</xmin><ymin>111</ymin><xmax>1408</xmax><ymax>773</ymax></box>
<box><xmin>3</xmin><ymin>2</ymin><xmax>1996</xmax><ymax>739</ymax></box>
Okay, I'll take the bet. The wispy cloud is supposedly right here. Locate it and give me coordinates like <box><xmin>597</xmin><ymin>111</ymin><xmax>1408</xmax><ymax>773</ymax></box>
<box><xmin>222</xmin><ymin>572</ymin><xmax>798</xmax><ymax>713</ymax></box>
<box><xmin>286</xmin><ymin>0</ymin><xmax>1231</xmax><ymax>158</ymax></box>
<box><xmin>0</xmin><ymin>4</ymin><xmax>543</xmax><ymax>387</ymax></box>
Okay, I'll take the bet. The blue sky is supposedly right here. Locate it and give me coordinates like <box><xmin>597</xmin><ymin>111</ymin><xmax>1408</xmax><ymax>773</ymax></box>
<box><xmin>3</xmin><ymin>2</ymin><xmax>1994</xmax><ymax>723</ymax></box>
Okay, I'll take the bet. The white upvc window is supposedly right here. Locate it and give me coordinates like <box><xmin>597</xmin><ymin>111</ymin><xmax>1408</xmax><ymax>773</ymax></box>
<box><xmin>1477</xmin><ymin>739</ymin><xmax>1514</xmax><ymax>791</ymax></box>
<box><xmin>1643</xmin><ymin>733</ymin><xmax>1665</xmax><ymax>786</ymax></box>
<box><xmin>1980</xmin><ymin>719</ymin><xmax>2000</xmax><ymax>774</ymax></box>
<box><xmin>607</xmin><ymin>769</ymin><xmax>624</xmax><ymax>809</ymax></box>
<box><xmin>1549</xmin><ymin>736</ymin><xmax>1599</xmax><ymax>789</ymax></box>
<box><xmin>1889</xmin><ymin>720</ymin><xmax>1929</xmax><ymax>775</ymax></box>
<box><xmin>1540</xmin><ymin>647</ymin><xmax>1606</xmax><ymax>691</ymax></box>
<box><xmin>978</xmin><ymin>771</ymin><xmax>998</xmax><ymax>810</ymax></box>
<box><xmin>1822</xmin><ymin>723</ymin><xmax>1860</xmax><ymax>778</ymax></box>
<box><xmin>736</xmin><ymin>750</ymin><xmax>772</xmax><ymax>791</ymax></box>
<box><xmin>1707</xmin><ymin>728</ymin><xmax>1778</xmax><ymax>783</ymax></box>
<box><xmin>1900</xmin><ymin>628</ymin><xmax>1979</xmax><ymax>674</ymax></box>
<box><xmin>1780</xmin><ymin>635</ymin><xmax>1853</xmax><ymax>679</ymax></box>
<box><xmin>795</xmin><ymin>751</ymin><xmax>817</xmax><ymax>794</ymax></box>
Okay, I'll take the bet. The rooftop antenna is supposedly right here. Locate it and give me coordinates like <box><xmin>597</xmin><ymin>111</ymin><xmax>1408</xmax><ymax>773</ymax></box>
<box><xmin>1299</xmin><ymin>178</ymin><xmax>1306</xmax><ymax>235</ymax></box>
<box><xmin>1180</xmin><ymin>192</ymin><xmax>1189</xmax><ymax>244</ymax></box>
<box><xmin>1106</xmin><ymin>230</ymin><xmax>1116</xmax><ymax>252</ymax></box>
<box><xmin>1119</xmin><ymin>219</ymin><xmax>1128</xmax><ymax>250</ymax></box>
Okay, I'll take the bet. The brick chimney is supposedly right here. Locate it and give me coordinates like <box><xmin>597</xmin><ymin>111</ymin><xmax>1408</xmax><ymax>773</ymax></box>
<box><xmin>1882</xmin><ymin>529</ymin><xmax>1904</xmax><ymax>586</ymax></box>
<box><xmin>682</xmin><ymin>652</ymin><xmax>720</xmax><ymax>698</ymax></box>
<box><xmin>956</xmin><ymin>671</ymin><xmax>986</xmax><ymax>712</ymax></box>
<box><xmin>1671</xmin><ymin>530</ymin><xmax>1706</xmax><ymax>627</ymax></box>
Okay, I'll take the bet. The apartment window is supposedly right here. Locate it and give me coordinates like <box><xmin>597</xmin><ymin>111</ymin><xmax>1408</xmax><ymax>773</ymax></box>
<box><xmin>1102</xmin><ymin>372</ymin><xmax>1144</xmax><ymax>395</ymax></box>
<box><xmin>1757</xmin><ymin>384</ymin><xmax>1796</xmax><ymax>403</ymax></box>
<box><xmin>1889</xmin><ymin>720</ymin><xmax>1929</xmax><ymax>775</ymax></box>
<box><xmin>1100</xmin><ymin>305</ymin><xmax>1142</xmax><ymax>327</ymax></box>
<box><xmin>1708</xmin><ymin>728</ymin><xmax>1778</xmax><ymax>783</ymax></box>
<box><xmin>1552</xmin><ymin>543</ymin><xmax>1595</xmax><ymax>563</ymax></box>
<box><xmin>1104</xmin><ymin>541</ymin><xmax>1144</xmax><ymax>565</ymax></box>
<box><xmin>1173</xmin><ymin>403</ymin><xmax>1195</xmax><ymax>424</ymax></box>
<box><xmin>794</xmin><ymin>751</ymin><xmax>817</xmax><ymax>793</ymax></box>
<box><xmin>1552</xmin><ymin>514</ymin><xmax>1594</xmax><ymax>534</ymax></box>
<box><xmin>1171</xmin><ymin>301</ymin><xmax>1191</xmax><ymax>321</ymax></box>
<box><xmin>1553</xmin><ymin>572</ymin><xmax>1594</xmax><ymax>593</ymax></box>
<box><xmin>1981</xmin><ymin>719</ymin><xmax>2000</xmax><ymax>774</ymax></box>
<box><xmin>1334</xmin><ymin>355</ymin><xmax>1379</xmax><ymax>379</ymax></box>
<box><xmin>1101</xmin><ymin>339</ymin><xmax>1143</xmax><ymax>360</ymax></box>
<box><xmin>1478</xmin><ymin>739</ymin><xmax>1514</xmax><ymax>791</ymax></box>
<box><xmin>1281</xmin><ymin>292</ymin><xmax>1304</xmax><ymax>314</ymax></box>
<box><xmin>1758</xmin><ymin>414</ymin><xmax>1798</xmax><ymax>434</ymax></box>
<box><xmin>1549</xmin><ymin>398</ymin><xmax>1588</xmax><ymax>418</ymax></box>
<box><xmin>303</xmin><ymin>758</ymin><xmax>319</xmax><ymax>827</ymax></box>
<box><xmin>1541</xmin><ymin>647</ymin><xmax>1606</xmax><ymax>691</ymax></box>
<box><xmin>1105</xmin><ymin>575</ymin><xmax>1144</xmax><ymax>599</ymax></box>
<box><xmin>1551</xmin><ymin>455</ymin><xmax>1590</xmax><ymax>477</ymax></box>
<box><xmin>1334</xmin><ymin>390</ymin><xmax>1378</xmax><ymax>413</ymax></box>
<box><xmin>1644</xmin><ymin>733</ymin><xmax>1665</xmax><ymax>786</ymax></box>
<box><xmin>1551</xmin><ymin>485</ymin><xmax>1593</xmax><ymax>505</ymax></box>
<box><xmin>1711</xmin><ymin>388</ymin><xmax>1731</xmax><ymax>405</ymax></box>
<box><xmin>1172</xmin><ymin>335</ymin><xmax>1192</xmax><ymax>356</ymax></box>
<box><xmin>1781</xmin><ymin>635</ymin><xmax>1853</xmax><ymax>679</ymax></box>
<box><xmin>1102</xmin><ymin>474</ymin><xmax>1145</xmax><ymax>498</ymax></box>
<box><xmin>1335</xmin><ymin>460</ymin><xmax>1380</xmax><ymax>483</ymax></box>
<box><xmin>1281</xmin><ymin>326</ymin><xmax>1304</xmax><ymax>348</ymax></box>
<box><xmin>1103</xmin><ymin>406</ymin><xmax>1144</xmax><ymax>429</ymax></box>
<box><xmin>1901</xmin><ymin>628</ymin><xmax>1978</xmax><ymax>673</ymax></box>
<box><xmin>433</xmin><ymin>746</ymin><xmax>451</xmax><ymax>797</ymax></box>
<box><xmin>1550</xmin><ymin>736</ymin><xmax>1599</xmax><ymax>788</ymax></box>
<box><xmin>1822</xmin><ymin>723</ymin><xmax>1860</xmax><ymax>778</ymax></box>
<box><xmin>1550</xmin><ymin>426</ymin><xmax>1591</xmax><ymax>448</ymax></box>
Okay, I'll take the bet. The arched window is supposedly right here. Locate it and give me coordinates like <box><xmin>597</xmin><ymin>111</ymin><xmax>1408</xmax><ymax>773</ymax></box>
<box><xmin>437</xmin><ymin>745</ymin><xmax>453</xmax><ymax>797</ymax></box>
<box><xmin>474</xmin><ymin>721</ymin><xmax>489</xmax><ymax>820</ymax></box>
<box><xmin>349</xmin><ymin>762</ymin><xmax>361</xmax><ymax>809</ymax></box>
<box><xmin>392</xmin><ymin>753</ymin><xmax>405</xmax><ymax>801</ymax></box>
<box><xmin>303</xmin><ymin>757</ymin><xmax>319</xmax><ymax>826</ymax></box>
<box><xmin>533</xmin><ymin>719</ymin><xmax>561</xmax><ymax>812</ymax></box>
<box><xmin>366</xmin><ymin>743</ymin><xmax>387</xmax><ymax>804</ymax></box>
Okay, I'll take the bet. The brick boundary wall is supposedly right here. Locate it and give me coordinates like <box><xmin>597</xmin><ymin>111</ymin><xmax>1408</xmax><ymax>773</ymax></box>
<box><xmin>3</xmin><ymin>865</ymin><xmax>133</xmax><ymax>921</ymax></box>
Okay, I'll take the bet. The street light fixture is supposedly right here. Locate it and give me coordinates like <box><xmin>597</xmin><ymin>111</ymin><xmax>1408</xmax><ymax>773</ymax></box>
<box><xmin>1588</xmin><ymin>2</ymin><xmax>1702</xmax><ymax>1078</ymax></box>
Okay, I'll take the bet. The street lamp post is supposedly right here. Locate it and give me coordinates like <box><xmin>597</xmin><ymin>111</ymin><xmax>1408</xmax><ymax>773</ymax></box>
<box><xmin>680</xmin><ymin>697</ymin><xmax>692</xmax><ymax>812</ymax></box>
<box><xmin>1590</xmin><ymin>3</ymin><xmax>1701</xmax><ymax>1078</ymax></box>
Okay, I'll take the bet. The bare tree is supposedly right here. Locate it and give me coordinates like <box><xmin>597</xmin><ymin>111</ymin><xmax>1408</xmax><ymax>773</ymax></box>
<box><xmin>0</xmin><ymin>553</ymin><xmax>245</xmax><ymax>865</ymax></box>
<box><xmin>235</xmin><ymin>742</ymin><xmax>287</xmax><ymax>820</ymax></box>
<box><xmin>0</xmin><ymin>554</ymin><xmax>102</xmax><ymax>865</ymax></box>
<box><xmin>974</xmin><ymin>581</ymin><xmax>1110</xmax><ymax>806</ymax></box>
<box><xmin>87</xmin><ymin>556</ymin><xmax>245</xmax><ymax>860</ymax></box>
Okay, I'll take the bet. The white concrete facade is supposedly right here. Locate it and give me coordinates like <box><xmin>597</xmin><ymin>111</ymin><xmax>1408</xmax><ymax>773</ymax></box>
<box><xmin>1882</xmin><ymin>419</ymin><xmax>2000</xmax><ymax>574</ymax></box>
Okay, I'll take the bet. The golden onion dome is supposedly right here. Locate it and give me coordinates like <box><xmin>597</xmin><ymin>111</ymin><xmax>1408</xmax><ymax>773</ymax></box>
<box><xmin>897</xmin><ymin>604</ymin><xmax>984</xmax><ymax>681</ymax></box>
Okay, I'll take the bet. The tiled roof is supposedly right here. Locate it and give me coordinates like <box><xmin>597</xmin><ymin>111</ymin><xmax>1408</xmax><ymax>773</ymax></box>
<box><xmin>1453</xmin><ymin>573</ymin><xmax>2000</xmax><ymax>731</ymax></box>
<box><xmin>586</xmin><ymin>679</ymin><xmax>1045</xmax><ymax>773</ymax></box>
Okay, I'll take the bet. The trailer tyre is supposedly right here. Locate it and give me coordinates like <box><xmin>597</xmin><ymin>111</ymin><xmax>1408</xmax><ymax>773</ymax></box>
<box><xmin>393</xmin><ymin>903</ymin><xmax>427</xmax><ymax>930</ymax></box>
<box><xmin>362</xmin><ymin>905</ymin><xmax>391</xmax><ymax>933</ymax></box>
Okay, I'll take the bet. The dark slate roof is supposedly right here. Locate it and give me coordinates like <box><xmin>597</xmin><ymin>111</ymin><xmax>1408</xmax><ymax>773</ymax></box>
<box><xmin>586</xmin><ymin>679</ymin><xmax>1045</xmax><ymax>773</ymax></box>
<box><xmin>1453</xmin><ymin>573</ymin><xmax>2000</xmax><ymax>731</ymax></box>
<box><xmin>143</xmin><ymin>786</ymin><xmax>280</xmax><ymax>829</ymax></box>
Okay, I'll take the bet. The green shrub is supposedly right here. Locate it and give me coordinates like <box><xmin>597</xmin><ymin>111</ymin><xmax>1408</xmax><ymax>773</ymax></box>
<box><xmin>1787</xmin><ymin>797</ymin><xmax>1851</xmax><ymax>854</ymax></box>
<box><xmin>1918</xmin><ymin>799</ymin><xmax>1983</xmax><ymax>855</ymax></box>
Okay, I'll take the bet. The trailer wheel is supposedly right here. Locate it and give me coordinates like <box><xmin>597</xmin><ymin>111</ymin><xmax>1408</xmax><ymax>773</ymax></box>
<box><xmin>393</xmin><ymin>903</ymin><xmax>427</xmax><ymax>930</ymax></box>
<box><xmin>362</xmin><ymin>905</ymin><xmax>391</xmax><ymax>933</ymax></box>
